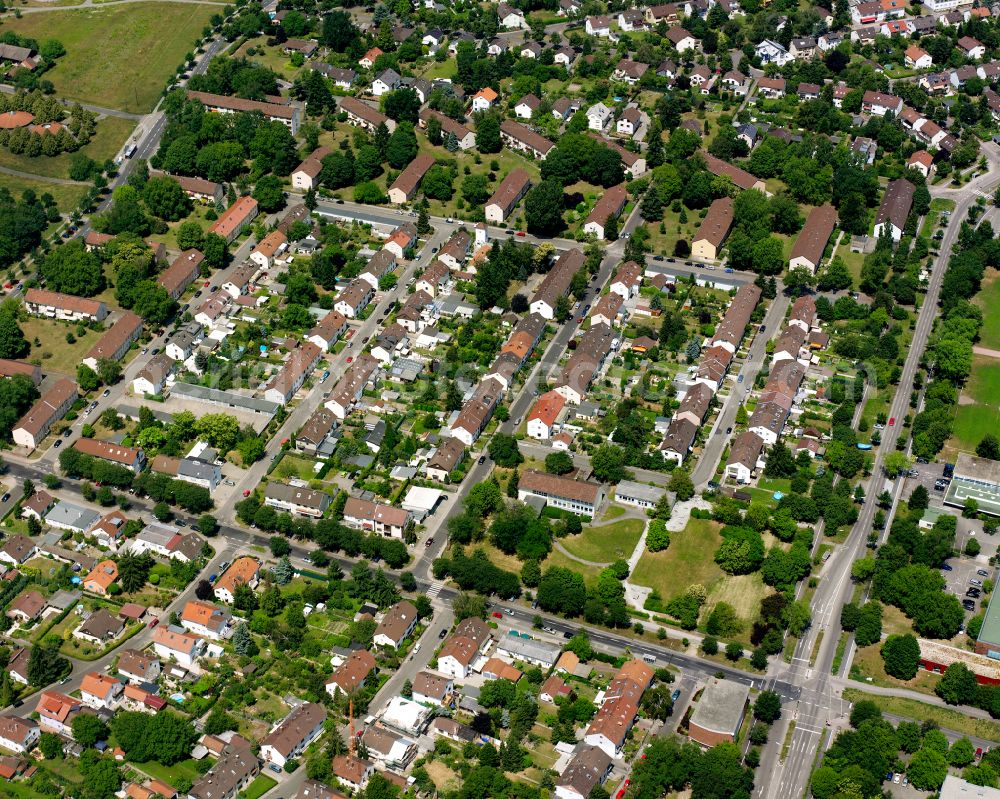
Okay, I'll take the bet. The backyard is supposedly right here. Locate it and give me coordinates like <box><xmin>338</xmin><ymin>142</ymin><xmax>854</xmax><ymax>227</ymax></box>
<box><xmin>6</xmin><ymin>3</ymin><xmax>219</xmax><ymax>113</ymax></box>
<box><xmin>20</xmin><ymin>317</ymin><xmax>105</xmax><ymax>377</ymax></box>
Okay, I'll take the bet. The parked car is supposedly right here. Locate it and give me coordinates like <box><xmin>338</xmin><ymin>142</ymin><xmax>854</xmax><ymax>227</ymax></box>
<box><xmin>888</xmin><ymin>417</ymin><xmax>895</xmax><ymax>426</ymax></box>
<box><xmin>941</xmin><ymin>562</ymin><xmax>953</xmax><ymax>571</ymax></box>
<box><xmin>439</xmin><ymin>629</ymin><xmax>448</xmax><ymax>639</ymax></box>
<box><xmin>492</xmin><ymin>611</ymin><xmax>503</xmax><ymax>619</ymax></box>
<box><xmin>978</xmin><ymin>569</ymin><xmax>991</xmax><ymax>577</ymax></box>
<box><xmin>971</xmin><ymin>579</ymin><xmax>984</xmax><ymax>587</ymax></box>
<box><xmin>53</xmin><ymin>440</ymin><xmax>62</xmax><ymax>449</ymax></box>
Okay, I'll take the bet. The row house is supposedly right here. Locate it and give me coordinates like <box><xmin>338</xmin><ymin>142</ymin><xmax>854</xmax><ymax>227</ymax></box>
<box><xmin>335</xmin><ymin>278</ymin><xmax>375</xmax><ymax>319</ymax></box>
<box><xmin>449</xmin><ymin>377</ymin><xmax>504</xmax><ymax>445</ymax></box>
<box><xmin>158</xmin><ymin>249</ymin><xmax>204</xmax><ymax>300</ymax></box>
<box><xmin>325</xmin><ymin>355</ymin><xmax>380</xmax><ymax>419</ymax></box>
<box><xmin>263</xmin><ymin>341</ymin><xmax>323</xmax><ymax>405</ymax></box>
<box><xmin>555</xmin><ymin>322</ymin><xmax>616</xmax><ymax>404</ymax></box>
<box><xmin>531</xmin><ymin>248</ymin><xmax>584</xmax><ymax>319</ymax></box>
<box><xmin>74</xmin><ymin>438</ymin><xmax>146</xmax><ymax>473</ymax></box>
<box><xmin>82</xmin><ymin>311</ymin><xmax>143</xmax><ymax>371</ymax></box>
<box><xmin>749</xmin><ymin>359</ymin><xmax>806</xmax><ymax>445</ymax></box>
<box><xmin>24</xmin><ymin>288</ymin><xmax>106</xmax><ymax>322</ymax></box>
<box><xmin>583</xmin><ymin>185</ymin><xmax>627</xmax><ymax>241</ymax></box>
<box><xmin>339</xmin><ymin>96</ymin><xmax>396</xmax><ymax>134</ymax></box>
<box><xmin>187</xmin><ymin>90</ymin><xmax>300</xmax><ymax>133</ymax></box>
<box><xmin>209</xmin><ymin>196</ymin><xmax>258</xmax><ymax>243</ymax></box>
<box><xmin>418</xmin><ymin>108</ymin><xmax>475</xmax><ymax>150</ymax></box>
<box><xmin>500</xmin><ymin>119</ymin><xmax>554</xmax><ymax>159</ymax></box>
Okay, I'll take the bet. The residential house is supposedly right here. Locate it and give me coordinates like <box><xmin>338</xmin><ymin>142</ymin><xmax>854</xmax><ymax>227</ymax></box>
<box><xmin>583</xmin><ymin>185</ymin><xmax>627</xmax><ymax>240</ymax></box>
<box><xmin>425</xmin><ymin>437</ymin><xmax>465</xmax><ymax>482</ymax></box>
<box><xmin>959</xmin><ymin>36</ymin><xmax>986</xmax><ymax>60</ymax></box>
<box><xmin>527</xmin><ymin>390</ymin><xmax>566</xmax><ymax>440</ymax></box>
<box><xmin>555</xmin><ymin>322</ymin><xmax>616</xmax><ymax>404</ymax></box>
<box><xmin>340</xmin><ymin>96</ymin><xmax>395</xmax><ymax>134</ymax></box>
<box><xmin>874</xmin><ymin>178</ymin><xmax>915</xmax><ymax>242</ymax></box>
<box><xmin>789</xmin><ymin>204</ymin><xmax>837</xmax><ymax>273</ymax></box>
<box><xmin>498</xmin><ymin>2</ymin><xmax>527</xmax><ymax>28</ymax></box>
<box><xmin>412</xmin><ymin>672</ymin><xmax>453</xmax><ymax>706</ymax></box>
<box><xmin>74</xmin><ymin>438</ymin><xmax>145</xmax><ymax>473</ymax></box>
<box><xmin>152</xmin><ymin>627</ymin><xmax>206</xmax><ymax>668</ymax></box>
<box><xmin>585</xmin><ymin>15</ymin><xmax>612</xmax><ymax>36</ymax></box>
<box><xmin>73</xmin><ymin>608</ymin><xmax>126</xmax><ymax>645</ymax></box>
<box><xmin>555</xmin><ymin>746</ymin><xmax>613</xmax><ymax>799</ymax></box>
<box><xmin>260</xmin><ymin>703</ymin><xmax>327</xmax><ymax>769</ymax></box>
<box><xmin>373</xmin><ymin>600</ymin><xmax>418</xmax><ymax>649</ymax></box>
<box><xmin>586</xmin><ymin>102</ymin><xmax>613</xmax><ymax>131</ymax></box>
<box><xmin>388</xmin><ymin>153</ymin><xmax>435</xmax><ymax>205</ymax></box>
<box><xmin>83</xmin><ymin>560</ymin><xmax>119</xmax><ymax>595</ymax></box>
<box><xmin>0</xmin><ymin>717</ymin><xmax>39</xmax><ymax>754</ymax></box>
<box><xmin>418</xmin><ymin>108</ymin><xmax>475</xmax><ymax>150</ymax></box>
<box><xmin>116</xmin><ymin>649</ymin><xmax>161</xmax><ymax>684</ymax></box>
<box><xmin>343</xmin><ymin>497</ymin><xmax>410</xmax><ymax>538</ymax></box>
<box><xmin>515</xmin><ymin>93</ymin><xmax>540</xmax><ymax>119</ymax></box>
<box><xmin>36</xmin><ymin>691</ymin><xmax>80</xmax><ymax>736</ymax></box>
<box><xmin>862</xmin><ymin>90</ymin><xmax>903</xmax><ymax>116</ymax></box>
<box><xmin>905</xmin><ymin>45</ymin><xmax>932</xmax><ymax>70</ymax></box>
<box><xmin>307</xmin><ymin>310</ymin><xmax>348</xmax><ymax>352</ymax></box>
<box><xmin>372</xmin><ymin>68</ymin><xmax>401</xmax><ymax>96</ymax></box>
<box><xmin>531</xmin><ymin>248</ymin><xmax>584</xmax><ymax>319</ymax></box>
<box><xmin>180</xmin><ymin>600</ymin><xmax>232</xmax><ymax>640</ymax></box>
<box><xmin>188</xmin><ymin>90</ymin><xmax>300</xmax><ymax>132</ymax></box>
<box><xmin>214</xmin><ymin>557</ymin><xmax>260</xmax><ymax>604</ymax></box>
<box><xmin>249</xmin><ymin>230</ymin><xmax>287</xmax><ymax>270</ymax></box>
<box><xmin>583</xmin><ymin>660</ymin><xmax>655</xmax><ymax>756</ymax></box>
<box><xmin>471</xmin><ymin>87</ymin><xmax>498</xmax><ymax>113</ymax></box>
<box><xmin>692</xmin><ymin>197</ymin><xmax>734</xmax><ymax>261</ymax></box>
<box><xmin>500</xmin><ymin>119</ymin><xmax>554</xmax><ymax>159</ymax></box>
<box><xmin>449</xmin><ymin>377</ymin><xmax>504</xmax><ymax>445</ymax></box>
<box><xmin>23</xmin><ymin>288</ymin><xmax>107</xmax><ymax>322</ymax></box>
<box><xmin>325</xmin><ymin>355</ymin><xmax>379</xmax><ymax>419</ymax></box>
<box><xmin>726</xmin><ymin>430</ymin><xmax>765</xmax><ymax>482</ymax></box>
<box><xmin>666</xmin><ymin>27</ymin><xmax>697</xmax><ymax>52</ymax></box>
<box><xmin>756</xmin><ymin>76</ymin><xmax>786</xmax><ymax>99</ymax></box>
<box><xmin>325</xmin><ymin>649</ymin><xmax>377</xmax><ymax>697</ymax></box>
<box><xmin>158</xmin><ymin>250</ymin><xmax>204</xmax><ymax>300</ymax></box>
<box><xmin>0</xmin><ymin>535</ymin><xmax>37</xmax><ymax>566</ymax></box>
<box><xmin>617</xmin><ymin>107</ymin><xmax>642</xmax><ymax>136</ymax></box>
<box><xmin>485</xmin><ymin>169</ymin><xmax>531</xmax><ymax>223</ymax></box>
<box><xmin>208</xmin><ymin>196</ymin><xmax>259</xmax><ymax>243</ymax></box>
<box><xmin>81</xmin><ymin>672</ymin><xmax>123</xmax><ymax>709</ymax></box>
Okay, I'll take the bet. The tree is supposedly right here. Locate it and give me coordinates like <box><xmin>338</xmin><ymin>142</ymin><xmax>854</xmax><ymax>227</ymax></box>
<box><xmin>110</xmin><ymin>711</ymin><xmax>198</xmax><ymax>765</ymax></box>
<box><xmin>881</xmin><ymin>633</ymin><xmax>920</xmax><ymax>680</ymax></box>
<box><xmin>27</xmin><ymin>644</ymin><xmax>69</xmax><ymax>686</ymax></box>
<box><xmin>714</xmin><ymin>526</ymin><xmax>765</xmax><ymax>575</ymax></box>
<box><xmin>72</xmin><ymin>714</ymin><xmax>110</xmax><ymax>747</ymax></box>
<box><xmin>383</xmin><ymin>88</ymin><xmax>421</xmax><ymax>123</ymax></box>
<box><xmin>253</xmin><ymin>175</ymin><xmax>285</xmax><ymax>213</ymax></box>
<box><xmin>421</xmin><ymin>165</ymin><xmax>454</xmax><ymax>201</ymax></box>
<box><xmin>908</xmin><ymin>747</ymin><xmax>948</xmax><ymax>791</ymax></box>
<box><xmin>40</xmin><ymin>239</ymin><xmax>104</xmax><ymax>296</ymax></box>
<box><xmin>117</xmin><ymin>553</ymin><xmax>152</xmax><ymax>593</ymax></box>
<box><xmin>590</xmin><ymin>444</ymin><xmax>628</xmax><ymax>483</ymax></box>
<box><xmin>476</xmin><ymin>113</ymin><xmax>502</xmax><ymax>153</ymax></box>
<box><xmin>937</xmin><ymin>662</ymin><xmax>978</xmax><ymax>705</ymax></box>
<box><xmin>545</xmin><ymin>451</ymin><xmax>574</xmax><ymax>475</ymax></box>
<box><xmin>195</xmin><ymin>579</ymin><xmax>214</xmax><ymax>601</ymax></box>
<box><xmin>0</xmin><ymin>305</ymin><xmax>28</xmax><ymax>360</ymax></box>
<box><xmin>978</xmin><ymin>434</ymin><xmax>1000</xmax><ymax>461</ymax></box>
<box><xmin>386</xmin><ymin>122</ymin><xmax>419</xmax><ymax>169</ymax></box>
<box><xmin>524</xmin><ymin>179</ymin><xmax>565</xmax><ymax>235</ymax></box>
<box><xmin>142</xmin><ymin>176</ymin><xmax>191</xmax><ymax>221</ymax></box>
<box><xmin>269</xmin><ymin>535</ymin><xmax>291</xmax><ymax>557</ymax></box>
<box><xmin>668</xmin><ymin>470</ymin><xmax>694</xmax><ymax>501</ymax></box>
<box><xmin>453</xmin><ymin>592</ymin><xmax>488</xmax><ymax>621</ymax></box>
<box><xmin>81</xmin><ymin>752</ymin><xmax>122</xmax><ymax>799</ymax></box>
<box><xmin>198</xmin><ymin>514</ymin><xmax>218</xmax><ymax>537</ymax></box>
<box><xmin>232</xmin><ymin>622</ymin><xmax>257</xmax><ymax>656</ymax></box>
<box><xmin>39</xmin><ymin>732</ymin><xmax>63</xmax><ymax>760</ymax></box>
<box><xmin>753</xmin><ymin>690</ymin><xmax>782</xmax><ymax>723</ymax></box>
<box><xmin>488</xmin><ymin>434</ymin><xmax>523</xmax><ymax>468</ymax></box>
<box><xmin>950</xmin><ymin>738</ymin><xmax>977</xmax><ymax>767</ymax></box>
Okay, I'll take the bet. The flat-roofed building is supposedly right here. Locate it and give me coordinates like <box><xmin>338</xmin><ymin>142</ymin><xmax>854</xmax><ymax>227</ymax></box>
<box><xmin>517</xmin><ymin>470</ymin><xmax>605</xmax><ymax>516</ymax></box>
<box><xmin>688</xmin><ymin>677</ymin><xmax>750</xmax><ymax>746</ymax></box>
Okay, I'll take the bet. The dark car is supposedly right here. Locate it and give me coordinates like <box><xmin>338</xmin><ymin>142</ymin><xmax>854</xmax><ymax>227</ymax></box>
<box><xmin>0</xmin><ymin>493</ymin><xmax>9</xmax><ymax>503</ymax></box>
<box><xmin>726</xmin><ymin>426</ymin><xmax>733</xmax><ymax>434</ymax></box>
<box><xmin>478</xmin><ymin>455</ymin><xmax>486</xmax><ymax>464</ymax></box>
<box><xmin>941</xmin><ymin>562</ymin><xmax>953</xmax><ymax>571</ymax></box>
<box><xmin>53</xmin><ymin>439</ymin><xmax>62</xmax><ymax>449</ymax></box>
<box><xmin>654</xmin><ymin>255</ymin><xmax>664</xmax><ymax>261</ymax></box>
<box><xmin>963</xmin><ymin>599</ymin><xmax>977</xmax><ymax>611</ymax></box>
<box><xmin>439</xmin><ymin>629</ymin><xmax>448</xmax><ymax>639</ymax></box>
<box><xmin>563</xmin><ymin>631</ymin><xmax>573</xmax><ymax>639</ymax></box>
<box><xmin>967</xmin><ymin>589</ymin><xmax>982</xmax><ymax>598</ymax></box>
<box><xmin>63</xmin><ymin>428</ymin><xmax>73</xmax><ymax>438</ymax></box>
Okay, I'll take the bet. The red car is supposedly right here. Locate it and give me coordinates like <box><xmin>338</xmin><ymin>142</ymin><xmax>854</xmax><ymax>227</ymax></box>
<box><xmin>243</xmin><ymin>489</ymin><xmax>252</xmax><ymax>497</ymax></box>
<box><xmin>516</xmin><ymin>231</ymin><xmax>526</xmax><ymax>237</ymax></box>
<box><xmin>346</xmin><ymin>356</ymin><xmax>353</xmax><ymax>363</ymax></box>
<box><xmin>147</xmin><ymin>617</ymin><xmax>160</xmax><ymax>628</ymax></box>
<box><xmin>203</xmin><ymin>281</ymin><xmax>210</xmax><ymax>287</ymax></box>
<box><xmin>888</xmin><ymin>417</ymin><xmax>895</xmax><ymax>426</ymax></box>
<box><xmin>977</xmin><ymin>748</ymin><xmax>984</xmax><ymax>759</ymax></box>
<box><xmin>492</xmin><ymin>611</ymin><xmax>503</xmax><ymax>619</ymax></box>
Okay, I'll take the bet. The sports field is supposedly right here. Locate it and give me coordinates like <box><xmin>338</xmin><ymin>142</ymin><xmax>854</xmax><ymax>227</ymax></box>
<box><xmin>6</xmin><ymin>3</ymin><xmax>218</xmax><ymax>113</ymax></box>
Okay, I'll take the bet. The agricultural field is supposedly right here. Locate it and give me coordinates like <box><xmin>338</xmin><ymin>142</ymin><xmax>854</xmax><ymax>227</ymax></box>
<box><xmin>6</xmin><ymin>3</ymin><xmax>218</xmax><ymax>113</ymax></box>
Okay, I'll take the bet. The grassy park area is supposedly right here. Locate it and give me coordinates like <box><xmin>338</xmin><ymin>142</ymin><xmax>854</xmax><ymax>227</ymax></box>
<box><xmin>560</xmin><ymin>518</ymin><xmax>644</xmax><ymax>564</ymax></box>
<box><xmin>975</xmin><ymin>270</ymin><xmax>1000</xmax><ymax>351</ymax></box>
<box><xmin>949</xmin><ymin>355</ymin><xmax>1000</xmax><ymax>456</ymax></box>
<box><xmin>6</xmin><ymin>3</ymin><xmax>218</xmax><ymax>113</ymax></box>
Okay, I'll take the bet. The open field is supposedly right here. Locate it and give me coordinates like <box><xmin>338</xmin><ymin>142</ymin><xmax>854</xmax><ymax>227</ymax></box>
<box><xmin>560</xmin><ymin>517</ymin><xmax>644</xmax><ymax>564</ymax></box>
<box><xmin>842</xmin><ymin>688</ymin><xmax>1000</xmax><ymax>742</ymax></box>
<box><xmin>949</xmin><ymin>354</ymin><xmax>1000</xmax><ymax>456</ymax></box>
<box><xmin>137</xmin><ymin>757</ymin><xmax>207</xmax><ymax>786</ymax></box>
<box><xmin>850</xmin><ymin>643</ymin><xmax>940</xmax><ymax>695</ymax></box>
<box><xmin>4</xmin><ymin>3</ymin><xmax>217</xmax><ymax>113</ymax></box>
<box><xmin>975</xmin><ymin>269</ymin><xmax>1000</xmax><ymax>351</ymax></box>
<box><xmin>20</xmin><ymin>316</ymin><xmax>105</xmax><ymax>376</ymax></box>
<box><xmin>0</xmin><ymin>115</ymin><xmax>134</xmax><ymax>181</ymax></box>
<box><xmin>0</xmin><ymin>174</ymin><xmax>88</xmax><ymax>218</ymax></box>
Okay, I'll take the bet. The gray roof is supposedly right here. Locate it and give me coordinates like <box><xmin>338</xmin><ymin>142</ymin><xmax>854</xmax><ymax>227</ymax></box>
<box><xmin>940</xmin><ymin>776</ymin><xmax>1000</xmax><ymax>799</ymax></box>
<box><xmin>496</xmin><ymin>636</ymin><xmax>562</xmax><ymax>664</ymax></box>
<box><xmin>45</xmin><ymin>502</ymin><xmax>100</xmax><ymax>531</ymax></box>
<box><xmin>170</xmin><ymin>382</ymin><xmax>281</xmax><ymax>415</ymax></box>
<box><xmin>178</xmin><ymin>458</ymin><xmax>219</xmax><ymax>482</ymax></box>
<box><xmin>136</xmin><ymin>523</ymin><xmax>180</xmax><ymax>548</ymax></box>
<box><xmin>689</xmin><ymin>678</ymin><xmax>749</xmax><ymax>735</ymax></box>
<box><xmin>615</xmin><ymin>480</ymin><xmax>663</xmax><ymax>503</ymax></box>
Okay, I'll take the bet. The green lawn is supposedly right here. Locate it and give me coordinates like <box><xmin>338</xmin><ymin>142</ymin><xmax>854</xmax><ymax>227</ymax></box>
<box><xmin>842</xmin><ymin>688</ymin><xmax>1000</xmax><ymax>743</ymax></box>
<box><xmin>20</xmin><ymin>316</ymin><xmax>106</xmax><ymax>377</ymax></box>
<box><xmin>0</xmin><ymin>116</ymin><xmax>134</xmax><ymax>181</ymax></box>
<box><xmin>241</xmin><ymin>775</ymin><xmax>277</xmax><ymax>799</ymax></box>
<box><xmin>560</xmin><ymin>518</ymin><xmax>644</xmax><ymax>564</ymax></box>
<box><xmin>631</xmin><ymin>518</ymin><xmax>726</xmax><ymax>603</ymax></box>
<box><xmin>5</xmin><ymin>3</ymin><xmax>218</xmax><ymax>113</ymax></box>
<box><xmin>0</xmin><ymin>174</ymin><xmax>89</xmax><ymax>217</ymax></box>
<box><xmin>950</xmin><ymin>355</ymin><xmax>1000</xmax><ymax>454</ymax></box>
<box><xmin>975</xmin><ymin>269</ymin><xmax>1000</xmax><ymax>350</ymax></box>
<box><xmin>137</xmin><ymin>758</ymin><xmax>207</xmax><ymax>786</ymax></box>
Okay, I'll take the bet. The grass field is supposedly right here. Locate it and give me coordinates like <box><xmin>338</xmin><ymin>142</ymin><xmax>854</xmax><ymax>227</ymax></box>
<box><xmin>560</xmin><ymin>518</ymin><xmax>644</xmax><ymax>564</ymax></box>
<box><xmin>842</xmin><ymin>688</ymin><xmax>1000</xmax><ymax>742</ymax></box>
<box><xmin>138</xmin><ymin>758</ymin><xmax>207</xmax><ymax>786</ymax></box>
<box><xmin>975</xmin><ymin>270</ymin><xmax>1000</xmax><ymax>350</ymax></box>
<box><xmin>850</xmin><ymin>643</ymin><xmax>940</xmax><ymax>695</ymax></box>
<box><xmin>950</xmin><ymin>355</ymin><xmax>1000</xmax><ymax>455</ymax></box>
<box><xmin>21</xmin><ymin>316</ymin><xmax>105</xmax><ymax>377</ymax></box>
<box><xmin>0</xmin><ymin>174</ymin><xmax>88</xmax><ymax>218</ymax></box>
<box><xmin>0</xmin><ymin>116</ymin><xmax>134</xmax><ymax>181</ymax></box>
<box><xmin>5</xmin><ymin>3</ymin><xmax>218</xmax><ymax>113</ymax></box>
